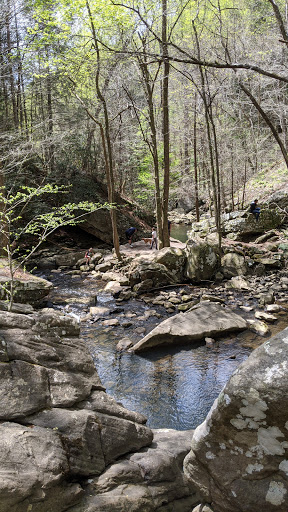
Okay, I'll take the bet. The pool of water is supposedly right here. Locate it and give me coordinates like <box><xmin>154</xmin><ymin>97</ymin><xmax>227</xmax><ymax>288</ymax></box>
<box><xmin>44</xmin><ymin>271</ymin><xmax>254</xmax><ymax>430</ymax></box>
<box><xmin>171</xmin><ymin>223</ymin><xmax>189</xmax><ymax>242</ymax></box>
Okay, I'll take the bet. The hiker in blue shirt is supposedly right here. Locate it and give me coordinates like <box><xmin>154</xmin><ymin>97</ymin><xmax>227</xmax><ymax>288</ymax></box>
<box><xmin>125</xmin><ymin>227</ymin><xmax>137</xmax><ymax>247</ymax></box>
<box><xmin>250</xmin><ymin>199</ymin><xmax>261</xmax><ymax>221</ymax></box>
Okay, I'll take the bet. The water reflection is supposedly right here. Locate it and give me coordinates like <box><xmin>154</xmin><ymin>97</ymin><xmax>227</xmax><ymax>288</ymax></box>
<box><xmin>86</xmin><ymin>333</ymin><xmax>251</xmax><ymax>430</ymax></box>
<box><xmin>170</xmin><ymin>223</ymin><xmax>189</xmax><ymax>242</ymax></box>
<box><xmin>44</xmin><ymin>271</ymin><xmax>252</xmax><ymax>430</ymax></box>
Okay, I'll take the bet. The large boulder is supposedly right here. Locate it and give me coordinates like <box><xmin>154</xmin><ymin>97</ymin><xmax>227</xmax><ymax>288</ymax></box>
<box><xmin>184</xmin><ymin>326</ymin><xmax>288</xmax><ymax>512</ymax></box>
<box><xmin>222</xmin><ymin>208</ymin><xmax>284</xmax><ymax>236</ymax></box>
<box><xmin>0</xmin><ymin>422</ymin><xmax>82</xmax><ymax>512</ymax></box>
<box><xmin>132</xmin><ymin>302</ymin><xmax>247</xmax><ymax>352</ymax></box>
<box><xmin>154</xmin><ymin>247</ymin><xmax>187</xmax><ymax>281</ymax></box>
<box><xmin>266</xmin><ymin>185</ymin><xmax>288</xmax><ymax>213</ymax></box>
<box><xmin>185</xmin><ymin>240</ymin><xmax>220</xmax><ymax>281</ymax></box>
<box><xmin>189</xmin><ymin>209</ymin><xmax>284</xmax><ymax>241</ymax></box>
<box><xmin>127</xmin><ymin>259</ymin><xmax>178</xmax><ymax>290</ymax></box>
<box><xmin>0</xmin><ymin>272</ymin><xmax>53</xmax><ymax>305</ymax></box>
<box><xmin>66</xmin><ymin>429</ymin><xmax>200</xmax><ymax>512</ymax></box>
<box><xmin>221</xmin><ymin>252</ymin><xmax>248</xmax><ymax>278</ymax></box>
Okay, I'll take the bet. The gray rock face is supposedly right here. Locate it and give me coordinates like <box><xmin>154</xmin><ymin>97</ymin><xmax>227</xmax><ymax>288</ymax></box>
<box><xmin>155</xmin><ymin>247</ymin><xmax>187</xmax><ymax>281</ymax></box>
<box><xmin>189</xmin><ymin>208</ymin><xmax>284</xmax><ymax>241</ymax></box>
<box><xmin>222</xmin><ymin>208</ymin><xmax>284</xmax><ymax>236</ymax></box>
<box><xmin>128</xmin><ymin>260</ymin><xmax>178</xmax><ymax>290</ymax></box>
<box><xmin>66</xmin><ymin>429</ymin><xmax>200</xmax><ymax>512</ymax></box>
<box><xmin>0</xmin><ymin>422</ymin><xmax>83</xmax><ymax>512</ymax></box>
<box><xmin>184</xmin><ymin>327</ymin><xmax>288</xmax><ymax>512</ymax></box>
<box><xmin>0</xmin><ymin>273</ymin><xmax>53</xmax><ymax>304</ymax></box>
<box><xmin>0</xmin><ymin>308</ymin><xmax>154</xmax><ymax>512</ymax></box>
<box><xmin>186</xmin><ymin>240</ymin><xmax>219</xmax><ymax>281</ymax></box>
<box><xmin>132</xmin><ymin>302</ymin><xmax>247</xmax><ymax>352</ymax></box>
<box><xmin>221</xmin><ymin>252</ymin><xmax>248</xmax><ymax>278</ymax></box>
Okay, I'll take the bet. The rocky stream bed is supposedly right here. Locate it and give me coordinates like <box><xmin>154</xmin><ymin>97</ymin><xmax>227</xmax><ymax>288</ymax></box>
<box><xmin>39</xmin><ymin>254</ymin><xmax>288</xmax><ymax>431</ymax></box>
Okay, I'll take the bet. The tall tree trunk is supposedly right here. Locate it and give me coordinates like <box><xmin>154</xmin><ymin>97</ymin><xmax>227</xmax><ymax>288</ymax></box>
<box><xmin>5</xmin><ymin>3</ymin><xmax>18</xmax><ymax>129</ymax></box>
<box><xmin>86</xmin><ymin>1</ymin><xmax>121</xmax><ymax>259</ymax></box>
<box><xmin>161</xmin><ymin>0</ymin><xmax>170</xmax><ymax>248</ymax></box>
<box><xmin>193</xmin><ymin>93</ymin><xmax>200</xmax><ymax>221</ymax></box>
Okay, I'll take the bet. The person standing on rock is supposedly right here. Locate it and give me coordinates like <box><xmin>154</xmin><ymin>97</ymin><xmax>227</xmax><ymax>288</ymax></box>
<box><xmin>250</xmin><ymin>199</ymin><xmax>261</xmax><ymax>221</ymax></box>
<box><xmin>125</xmin><ymin>227</ymin><xmax>137</xmax><ymax>247</ymax></box>
<box><xmin>150</xmin><ymin>227</ymin><xmax>158</xmax><ymax>249</ymax></box>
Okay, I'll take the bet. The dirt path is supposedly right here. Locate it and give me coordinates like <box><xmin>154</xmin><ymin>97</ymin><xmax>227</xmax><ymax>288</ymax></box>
<box><xmin>119</xmin><ymin>237</ymin><xmax>186</xmax><ymax>258</ymax></box>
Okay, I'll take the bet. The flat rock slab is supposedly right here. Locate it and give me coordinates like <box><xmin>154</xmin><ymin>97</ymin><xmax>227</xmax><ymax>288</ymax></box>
<box><xmin>132</xmin><ymin>301</ymin><xmax>247</xmax><ymax>352</ymax></box>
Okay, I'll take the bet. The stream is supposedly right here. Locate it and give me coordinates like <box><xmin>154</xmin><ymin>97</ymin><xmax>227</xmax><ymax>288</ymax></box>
<box><xmin>42</xmin><ymin>270</ymin><xmax>255</xmax><ymax>431</ymax></box>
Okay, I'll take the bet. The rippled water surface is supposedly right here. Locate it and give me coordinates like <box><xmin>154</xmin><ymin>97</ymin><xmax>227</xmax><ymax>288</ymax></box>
<box><xmin>45</xmin><ymin>271</ymin><xmax>254</xmax><ymax>430</ymax></box>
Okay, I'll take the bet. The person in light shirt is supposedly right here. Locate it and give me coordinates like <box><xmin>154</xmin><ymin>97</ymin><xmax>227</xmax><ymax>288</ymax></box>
<box><xmin>150</xmin><ymin>227</ymin><xmax>157</xmax><ymax>250</ymax></box>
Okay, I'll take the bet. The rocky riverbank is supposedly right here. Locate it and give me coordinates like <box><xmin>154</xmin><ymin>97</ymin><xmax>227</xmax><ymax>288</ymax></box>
<box><xmin>1</xmin><ymin>204</ymin><xmax>288</xmax><ymax>511</ymax></box>
<box><xmin>0</xmin><ymin>305</ymin><xmax>202</xmax><ymax>512</ymax></box>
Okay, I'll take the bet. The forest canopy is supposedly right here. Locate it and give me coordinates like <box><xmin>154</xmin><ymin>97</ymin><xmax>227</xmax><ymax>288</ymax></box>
<box><xmin>1</xmin><ymin>0</ymin><xmax>288</xmax><ymax>249</ymax></box>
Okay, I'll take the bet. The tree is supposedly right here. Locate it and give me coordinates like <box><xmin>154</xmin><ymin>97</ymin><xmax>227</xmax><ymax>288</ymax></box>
<box><xmin>0</xmin><ymin>183</ymin><xmax>111</xmax><ymax>310</ymax></box>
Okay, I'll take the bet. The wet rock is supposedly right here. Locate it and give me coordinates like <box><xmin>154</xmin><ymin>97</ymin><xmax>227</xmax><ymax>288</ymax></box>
<box><xmin>221</xmin><ymin>252</ymin><xmax>248</xmax><ymax>278</ymax></box>
<box><xmin>131</xmin><ymin>302</ymin><xmax>247</xmax><ymax>352</ymax></box>
<box><xmin>135</xmin><ymin>327</ymin><xmax>146</xmax><ymax>335</ymax></box>
<box><xmin>255</xmin><ymin>310</ymin><xmax>277</xmax><ymax>323</ymax></box>
<box><xmin>102</xmin><ymin>318</ymin><xmax>119</xmax><ymax>327</ymax></box>
<box><xmin>225</xmin><ymin>276</ymin><xmax>250</xmax><ymax>290</ymax></box>
<box><xmin>117</xmin><ymin>337</ymin><xmax>134</xmax><ymax>351</ymax></box>
<box><xmin>205</xmin><ymin>337</ymin><xmax>216</xmax><ymax>347</ymax></box>
<box><xmin>247</xmin><ymin>318</ymin><xmax>270</xmax><ymax>336</ymax></box>
<box><xmin>118</xmin><ymin>289</ymin><xmax>133</xmax><ymax>301</ymax></box>
<box><xmin>259</xmin><ymin>292</ymin><xmax>275</xmax><ymax>306</ymax></box>
<box><xmin>184</xmin><ymin>327</ymin><xmax>288</xmax><ymax>512</ymax></box>
<box><xmin>122</xmin><ymin>320</ymin><xmax>133</xmax><ymax>328</ymax></box>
